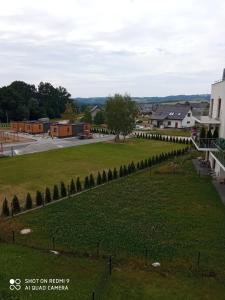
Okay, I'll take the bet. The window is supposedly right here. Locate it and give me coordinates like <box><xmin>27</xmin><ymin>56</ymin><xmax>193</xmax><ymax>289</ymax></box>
<box><xmin>187</xmin><ymin>113</ymin><xmax>191</xmax><ymax>117</ymax></box>
<box><xmin>67</xmin><ymin>127</ymin><xmax>70</xmax><ymax>132</ymax></box>
<box><xmin>187</xmin><ymin>121</ymin><xmax>190</xmax><ymax>124</ymax></box>
<box><xmin>168</xmin><ymin>121</ymin><xmax>171</xmax><ymax>125</ymax></box>
<box><xmin>53</xmin><ymin>128</ymin><xmax>57</xmax><ymax>133</ymax></box>
<box><xmin>217</xmin><ymin>98</ymin><xmax>221</xmax><ymax>118</ymax></box>
<box><xmin>39</xmin><ymin>125</ymin><xmax>41</xmax><ymax>129</ymax></box>
<box><xmin>210</xmin><ymin>99</ymin><xmax>214</xmax><ymax>117</ymax></box>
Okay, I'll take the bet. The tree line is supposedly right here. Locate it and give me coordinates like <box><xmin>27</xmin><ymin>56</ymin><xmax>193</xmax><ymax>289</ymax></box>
<box><xmin>2</xmin><ymin>147</ymin><xmax>189</xmax><ymax>217</ymax></box>
<box><xmin>0</xmin><ymin>81</ymin><xmax>74</xmax><ymax>122</ymax></box>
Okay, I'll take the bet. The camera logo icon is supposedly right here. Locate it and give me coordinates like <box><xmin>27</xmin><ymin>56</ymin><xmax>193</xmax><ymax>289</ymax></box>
<box><xmin>9</xmin><ymin>279</ymin><xmax>21</xmax><ymax>291</ymax></box>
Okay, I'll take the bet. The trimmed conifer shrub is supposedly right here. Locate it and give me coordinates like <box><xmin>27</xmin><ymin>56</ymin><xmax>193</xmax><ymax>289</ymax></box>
<box><xmin>123</xmin><ymin>165</ymin><xmax>128</xmax><ymax>175</ymax></box>
<box><xmin>89</xmin><ymin>174</ymin><xmax>95</xmax><ymax>187</ymax></box>
<box><xmin>60</xmin><ymin>181</ymin><xmax>67</xmax><ymax>197</ymax></box>
<box><xmin>53</xmin><ymin>185</ymin><xmax>59</xmax><ymax>200</ymax></box>
<box><xmin>130</xmin><ymin>161</ymin><xmax>135</xmax><ymax>172</ymax></box>
<box><xmin>108</xmin><ymin>169</ymin><xmax>113</xmax><ymax>181</ymax></box>
<box><xmin>36</xmin><ymin>191</ymin><xmax>43</xmax><ymax>206</ymax></box>
<box><xmin>97</xmin><ymin>172</ymin><xmax>102</xmax><ymax>185</ymax></box>
<box><xmin>76</xmin><ymin>177</ymin><xmax>82</xmax><ymax>192</ymax></box>
<box><xmin>11</xmin><ymin>195</ymin><xmax>21</xmax><ymax>214</ymax></box>
<box><xmin>2</xmin><ymin>198</ymin><xmax>10</xmax><ymax>216</ymax></box>
<box><xmin>119</xmin><ymin>166</ymin><xmax>124</xmax><ymax>177</ymax></box>
<box><xmin>102</xmin><ymin>170</ymin><xmax>107</xmax><ymax>183</ymax></box>
<box><xmin>113</xmin><ymin>168</ymin><xmax>118</xmax><ymax>179</ymax></box>
<box><xmin>25</xmin><ymin>193</ymin><xmax>32</xmax><ymax>210</ymax></box>
<box><xmin>70</xmin><ymin>178</ymin><xmax>76</xmax><ymax>194</ymax></box>
<box><xmin>136</xmin><ymin>162</ymin><xmax>140</xmax><ymax>169</ymax></box>
<box><xmin>45</xmin><ymin>187</ymin><xmax>51</xmax><ymax>203</ymax></box>
<box><xmin>84</xmin><ymin>176</ymin><xmax>90</xmax><ymax>189</ymax></box>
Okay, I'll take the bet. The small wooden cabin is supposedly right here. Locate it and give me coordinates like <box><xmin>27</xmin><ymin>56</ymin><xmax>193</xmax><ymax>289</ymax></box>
<box><xmin>50</xmin><ymin>123</ymin><xmax>72</xmax><ymax>138</ymax></box>
<box><xmin>11</xmin><ymin>121</ymin><xmax>26</xmax><ymax>132</ymax></box>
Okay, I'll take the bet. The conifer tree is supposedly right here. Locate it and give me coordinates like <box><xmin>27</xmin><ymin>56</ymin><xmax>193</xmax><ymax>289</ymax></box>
<box><xmin>2</xmin><ymin>198</ymin><xmax>10</xmax><ymax>216</ymax></box>
<box><xmin>76</xmin><ymin>177</ymin><xmax>82</xmax><ymax>192</ymax></box>
<box><xmin>12</xmin><ymin>195</ymin><xmax>21</xmax><ymax>213</ymax></box>
<box><xmin>36</xmin><ymin>191</ymin><xmax>43</xmax><ymax>206</ymax></box>
<box><xmin>84</xmin><ymin>176</ymin><xmax>90</xmax><ymax>189</ymax></box>
<box><xmin>25</xmin><ymin>193</ymin><xmax>32</xmax><ymax>210</ymax></box>
<box><xmin>45</xmin><ymin>187</ymin><xmax>51</xmax><ymax>203</ymax></box>
<box><xmin>53</xmin><ymin>185</ymin><xmax>59</xmax><ymax>200</ymax></box>
<box><xmin>97</xmin><ymin>172</ymin><xmax>102</xmax><ymax>185</ymax></box>
<box><xmin>70</xmin><ymin>178</ymin><xmax>76</xmax><ymax>194</ymax></box>
<box><xmin>102</xmin><ymin>170</ymin><xmax>107</xmax><ymax>183</ymax></box>
<box><xmin>60</xmin><ymin>181</ymin><xmax>67</xmax><ymax>197</ymax></box>
<box><xmin>89</xmin><ymin>174</ymin><xmax>95</xmax><ymax>187</ymax></box>
<box><xmin>113</xmin><ymin>167</ymin><xmax>118</xmax><ymax>179</ymax></box>
<box><xmin>119</xmin><ymin>166</ymin><xmax>124</xmax><ymax>177</ymax></box>
<box><xmin>108</xmin><ymin>169</ymin><xmax>113</xmax><ymax>181</ymax></box>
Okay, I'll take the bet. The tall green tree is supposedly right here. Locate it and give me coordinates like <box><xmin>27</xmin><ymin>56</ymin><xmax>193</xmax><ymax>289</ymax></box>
<box><xmin>105</xmin><ymin>94</ymin><xmax>137</xmax><ymax>141</ymax></box>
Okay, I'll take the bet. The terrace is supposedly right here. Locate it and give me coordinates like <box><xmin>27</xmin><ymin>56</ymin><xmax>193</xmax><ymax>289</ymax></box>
<box><xmin>212</xmin><ymin>138</ymin><xmax>225</xmax><ymax>169</ymax></box>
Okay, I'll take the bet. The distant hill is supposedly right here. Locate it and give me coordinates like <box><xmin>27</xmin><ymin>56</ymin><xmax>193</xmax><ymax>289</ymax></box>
<box><xmin>74</xmin><ymin>94</ymin><xmax>210</xmax><ymax>106</ymax></box>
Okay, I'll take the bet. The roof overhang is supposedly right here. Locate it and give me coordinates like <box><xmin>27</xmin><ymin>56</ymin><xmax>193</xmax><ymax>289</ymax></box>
<box><xmin>192</xmin><ymin>116</ymin><xmax>221</xmax><ymax>125</ymax></box>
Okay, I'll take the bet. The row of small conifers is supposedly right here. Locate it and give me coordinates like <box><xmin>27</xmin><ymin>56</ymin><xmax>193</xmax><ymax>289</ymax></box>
<box><xmin>92</xmin><ymin>128</ymin><xmax>191</xmax><ymax>145</ymax></box>
<box><xmin>1</xmin><ymin>147</ymin><xmax>189</xmax><ymax>217</ymax></box>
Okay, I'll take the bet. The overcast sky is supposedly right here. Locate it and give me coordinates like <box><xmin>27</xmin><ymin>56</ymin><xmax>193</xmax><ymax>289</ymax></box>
<box><xmin>0</xmin><ymin>0</ymin><xmax>225</xmax><ymax>97</ymax></box>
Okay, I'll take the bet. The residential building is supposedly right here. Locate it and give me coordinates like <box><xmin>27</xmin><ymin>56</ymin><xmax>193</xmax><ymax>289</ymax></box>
<box><xmin>150</xmin><ymin>104</ymin><xmax>195</xmax><ymax>128</ymax></box>
<box><xmin>90</xmin><ymin>105</ymin><xmax>102</xmax><ymax>120</ymax></box>
<box><xmin>191</xmin><ymin>69</ymin><xmax>225</xmax><ymax>179</ymax></box>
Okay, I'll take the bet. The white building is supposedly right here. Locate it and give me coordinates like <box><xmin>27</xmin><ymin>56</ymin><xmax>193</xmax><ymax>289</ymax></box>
<box><xmin>191</xmin><ymin>69</ymin><xmax>225</xmax><ymax>179</ymax></box>
<box><xmin>150</xmin><ymin>104</ymin><xmax>195</xmax><ymax>128</ymax></box>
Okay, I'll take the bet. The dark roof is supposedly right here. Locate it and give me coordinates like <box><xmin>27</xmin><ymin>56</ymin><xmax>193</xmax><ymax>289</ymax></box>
<box><xmin>137</xmin><ymin>103</ymin><xmax>158</xmax><ymax>114</ymax></box>
<box><xmin>151</xmin><ymin>104</ymin><xmax>191</xmax><ymax>121</ymax></box>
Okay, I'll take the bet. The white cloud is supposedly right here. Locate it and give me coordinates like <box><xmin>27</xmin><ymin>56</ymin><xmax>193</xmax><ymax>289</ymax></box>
<box><xmin>0</xmin><ymin>0</ymin><xmax>225</xmax><ymax>96</ymax></box>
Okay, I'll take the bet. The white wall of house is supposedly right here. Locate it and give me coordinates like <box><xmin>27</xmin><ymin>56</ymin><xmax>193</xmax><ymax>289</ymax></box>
<box><xmin>163</xmin><ymin>120</ymin><xmax>182</xmax><ymax>128</ymax></box>
<box><xmin>210</xmin><ymin>80</ymin><xmax>225</xmax><ymax>139</ymax></box>
<box><xmin>181</xmin><ymin>110</ymin><xmax>195</xmax><ymax>127</ymax></box>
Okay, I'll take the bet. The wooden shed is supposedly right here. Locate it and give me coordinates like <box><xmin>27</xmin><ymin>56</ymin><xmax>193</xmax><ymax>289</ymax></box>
<box><xmin>50</xmin><ymin>123</ymin><xmax>72</xmax><ymax>138</ymax></box>
<box><xmin>11</xmin><ymin>121</ymin><xmax>26</xmax><ymax>132</ymax></box>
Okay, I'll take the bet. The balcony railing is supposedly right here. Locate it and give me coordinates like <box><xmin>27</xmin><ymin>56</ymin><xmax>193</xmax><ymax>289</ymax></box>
<box><xmin>191</xmin><ymin>137</ymin><xmax>217</xmax><ymax>149</ymax></box>
<box><xmin>213</xmin><ymin>138</ymin><xmax>225</xmax><ymax>167</ymax></box>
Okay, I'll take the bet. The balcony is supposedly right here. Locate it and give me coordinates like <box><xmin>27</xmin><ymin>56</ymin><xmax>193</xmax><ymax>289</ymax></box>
<box><xmin>212</xmin><ymin>138</ymin><xmax>225</xmax><ymax>168</ymax></box>
<box><xmin>191</xmin><ymin>137</ymin><xmax>217</xmax><ymax>151</ymax></box>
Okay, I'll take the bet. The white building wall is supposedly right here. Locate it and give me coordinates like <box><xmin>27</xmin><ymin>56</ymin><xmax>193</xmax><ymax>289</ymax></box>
<box><xmin>181</xmin><ymin>110</ymin><xmax>195</xmax><ymax>127</ymax></box>
<box><xmin>211</xmin><ymin>81</ymin><xmax>225</xmax><ymax>139</ymax></box>
<box><xmin>163</xmin><ymin>120</ymin><xmax>182</xmax><ymax>128</ymax></box>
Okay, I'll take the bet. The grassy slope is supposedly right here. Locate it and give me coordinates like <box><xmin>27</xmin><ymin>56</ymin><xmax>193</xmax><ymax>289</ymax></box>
<box><xmin>0</xmin><ymin>139</ymin><xmax>184</xmax><ymax>202</ymax></box>
<box><xmin>0</xmin><ymin>243</ymin><xmax>104</xmax><ymax>300</ymax></box>
<box><xmin>3</xmin><ymin>157</ymin><xmax>225</xmax><ymax>268</ymax></box>
<box><xmin>1</xmin><ymin>157</ymin><xmax>225</xmax><ymax>299</ymax></box>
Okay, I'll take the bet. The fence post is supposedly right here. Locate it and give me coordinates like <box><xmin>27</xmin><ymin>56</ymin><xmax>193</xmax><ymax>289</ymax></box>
<box><xmin>109</xmin><ymin>256</ymin><xmax>112</xmax><ymax>275</ymax></box>
<box><xmin>197</xmin><ymin>251</ymin><xmax>200</xmax><ymax>267</ymax></box>
<box><xmin>52</xmin><ymin>237</ymin><xmax>55</xmax><ymax>250</ymax></box>
<box><xmin>12</xmin><ymin>231</ymin><xmax>15</xmax><ymax>243</ymax></box>
<box><xmin>92</xmin><ymin>291</ymin><xmax>95</xmax><ymax>300</ymax></box>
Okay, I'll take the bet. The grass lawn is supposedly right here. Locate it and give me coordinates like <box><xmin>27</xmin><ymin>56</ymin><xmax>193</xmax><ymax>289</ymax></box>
<box><xmin>1</xmin><ymin>156</ymin><xmax>225</xmax><ymax>299</ymax></box>
<box><xmin>0</xmin><ymin>139</ymin><xmax>185</xmax><ymax>203</ymax></box>
<box><xmin>0</xmin><ymin>243</ymin><xmax>104</xmax><ymax>300</ymax></box>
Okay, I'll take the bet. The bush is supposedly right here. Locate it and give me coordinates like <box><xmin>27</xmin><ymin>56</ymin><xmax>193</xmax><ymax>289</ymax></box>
<box><xmin>36</xmin><ymin>191</ymin><xmax>43</xmax><ymax>206</ymax></box>
<box><xmin>84</xmin><ymin>176</ymin><xmax>90</xmax><ymax>189</ymax></box>
<box><xmin>89</xmin><ymin>174</ymin><xmax>95</xmax><ymax>188</ymax></box>
<box><xmin>60</xmin><ymin>181</ymin><xmax>67</xmax><ymax>197</ymax></box>
<box><xmin>2</xmin><ymin>198</ymin><xmax>10</xmax><ymax>216</ymax></box>
<box><xmin>70</xmin><ymin>178</ymin><xmax>76</xmax><ymax>194</ymax></box>
<box><xmin>113</xmin><ymin>168</ymin><xmax>118</xmax><ymax>179</ymax></box>
<box><xmin>25</xmin><ymin>193</ymin><xmax>32</xmax><ymax>210</ymax></box>
<box><xmin>76</xmin><ymin>177</ymin><xmax>82</xmax><ymax>192</ymax></box>
<box><xmin>102</xmin><ymin>170</ymin><xmax>107</xmax><ymax>183</ymax></box>
<box><xmin>53</xmin><ymin>185</ymin><xmax>59</xmax><ymax>200</ymax></box>
<box><xmin>119</xmin><ymin>166</ymin><xmax>124</xmax><ymax>177</ymax></box>
<box><xmin>12</xmin><ymin>195</ymin><xmax>21</xmax><ymax>214</ymax></box>
<box><xmin>108</xmin><ymin>169</ymin><xmax>113</xmax><ymax>181</ymax></box>
<box><xmin>45</xmin><ymin>187</ymin><xmax>51</xmax><ymax>203</ymax></box>
<box><xmin>97</xmin><ymin>172</ymin><xmax>102</xmax><ymax>185</ymax></box>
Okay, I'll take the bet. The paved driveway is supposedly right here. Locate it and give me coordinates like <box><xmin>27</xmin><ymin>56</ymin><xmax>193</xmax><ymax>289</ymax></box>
<box><xmin>2</xmin><ymin>134</ymin><xmax>114</xmax><ymax>156</ymax></box>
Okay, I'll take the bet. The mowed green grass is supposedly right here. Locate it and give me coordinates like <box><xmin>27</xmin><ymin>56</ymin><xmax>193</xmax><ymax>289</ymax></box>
<box><xmin>3</xmin><ymin>157</ymin><xmax>225</xmax><ymax>269</ymax></box>
<box><xmin>0</xmin><ymin>139</ymin><xmax>185</xmax><ymax>202</ymax></box>
<box><xmin>1</xmin><ymin>157</ymin><xmax>225</xmax><ymax>299</ymax></box>
<box><xmin>140</xmin><ymin>128</ymin><xmax>191</xmax><ymax>137</ymax></box>
<box><xmin>0</xmin><ymin>243</ymin><xmax>104</xmax><ymax>300</ymax></box>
